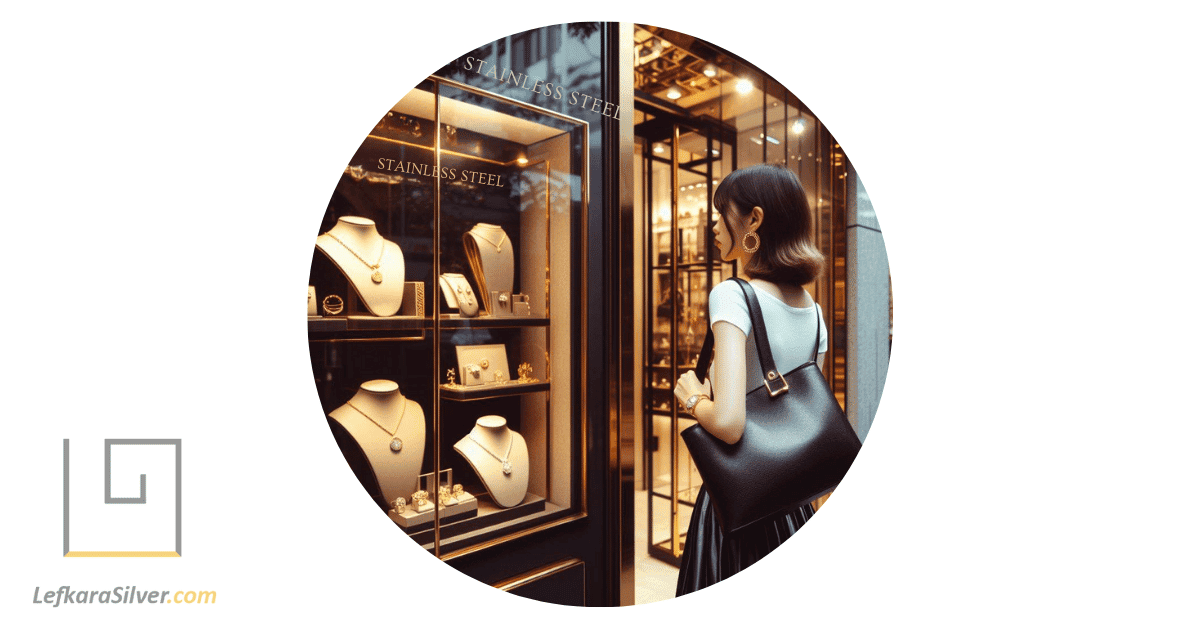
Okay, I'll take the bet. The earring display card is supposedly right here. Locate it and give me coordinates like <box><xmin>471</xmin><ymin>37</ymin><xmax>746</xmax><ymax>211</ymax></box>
<box><xmin>439</xmin><ymin>273</ymin><xmax>478</xmax><ymax>318</ymax></box>
<box><xmin>438</xmin><ymin>274</ymin><xmax>460</xmax><ymax>309</ymax></box>
<box><xmin>455</xmin><ymin>344</ymin><xmax>510</xmax><ymax>387</ymax></box>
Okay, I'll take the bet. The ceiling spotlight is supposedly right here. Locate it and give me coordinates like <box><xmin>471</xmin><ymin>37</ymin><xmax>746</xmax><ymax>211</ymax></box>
<box><xmin>517</xmin><ymin>157</ymin><xmax>529</xmax><ymax>165</ymax></box>
<box><xmin>735</xmin><ymin>78</ymin><xmax>753</xmax><ymax>94</ymax></box>
<box><xmin>666</xmin><ymin>86</ymin><xmax>683</xmax><ymax>100</ymax></box>
<box><xmin>702</xmin><ymin>63</ymin><xmax>718</xmax><ymax>78</ymax></box>
<box><xmin>653</xmin><ymin>143</ymin><xmax>664</xmax><ymax>154</ymax></box>
<box><xmin>792</xmin><ymin>119</ymin><xmax>806</xmax><ymax>134</ymax></box>
<box><xmin>711</xmin><ymin>149</ymin><xmax>720</xmax><ymax>157</ymax></box>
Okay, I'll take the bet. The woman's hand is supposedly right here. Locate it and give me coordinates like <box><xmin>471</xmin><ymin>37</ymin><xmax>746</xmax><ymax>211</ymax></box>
<box><xmin>674</xmin><ymin>370</ymin><xmax>712</xmax><ymax>413</ymax></box>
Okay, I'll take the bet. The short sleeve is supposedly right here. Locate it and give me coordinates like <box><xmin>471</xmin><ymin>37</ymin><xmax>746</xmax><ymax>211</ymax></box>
<box><xmin>708</xmin><ymin>281</ymin><xmax>751</xmax><ymax>337</ymax></box>
<box><xmin>816</xmin><ymin>302</ymin><xmax>829</xmax><ymax>355</ymax></box>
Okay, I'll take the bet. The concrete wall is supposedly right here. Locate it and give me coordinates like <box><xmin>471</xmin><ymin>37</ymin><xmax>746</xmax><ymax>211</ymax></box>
<box><xmin>846</xmin><ymin>167</ymin><xmax>890</xmax><ymax>442</ymax></box>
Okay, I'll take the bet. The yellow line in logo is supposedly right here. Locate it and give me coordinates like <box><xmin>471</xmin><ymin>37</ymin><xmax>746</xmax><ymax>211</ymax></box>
<box><xmin>64</xmin><ymin>551</ymin><xmax>180</xmax><ymax>558</ymax></box>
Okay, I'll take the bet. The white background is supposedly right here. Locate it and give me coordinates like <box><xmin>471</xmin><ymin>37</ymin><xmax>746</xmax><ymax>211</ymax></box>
<box><xmin>3</xmin><ymin>1</ymin><xmax>1197</xmax><ymax>625</ymax></box>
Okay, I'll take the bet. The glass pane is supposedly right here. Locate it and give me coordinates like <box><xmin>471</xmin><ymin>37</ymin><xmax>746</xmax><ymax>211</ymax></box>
<box><xmin>309</xmin><ymin>80</ymin><xmax>440</xmax><ymax>554</ymax></box>
<box><xmin>433</xmin><ymin>81</ymin><xmax>584</xmax><ymax>556</ymax></box>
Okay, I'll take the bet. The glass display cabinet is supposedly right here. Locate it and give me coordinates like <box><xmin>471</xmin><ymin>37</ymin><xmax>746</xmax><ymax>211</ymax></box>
<box><xmin>638</xmin><ymin>109</ymin><xmax>735</xmax><ymax>565</ymax></box>
<box><xmin>309</xmin><ymin>76</ymin><xmax>588</xmax><ymax>560</ymax></box>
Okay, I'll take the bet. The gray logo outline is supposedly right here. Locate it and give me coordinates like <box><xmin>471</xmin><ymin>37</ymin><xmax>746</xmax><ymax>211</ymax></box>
<box><xmin>63</xmin><ymin>438</ymin><xmax>182</xmax><ymax>557</ymax></box>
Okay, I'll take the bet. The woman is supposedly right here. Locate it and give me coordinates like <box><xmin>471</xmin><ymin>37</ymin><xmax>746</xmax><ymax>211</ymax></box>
<box><xmin>673</xmin><ymin>164</ymin><xmax>828</xmax><ymax>594</ymax></box>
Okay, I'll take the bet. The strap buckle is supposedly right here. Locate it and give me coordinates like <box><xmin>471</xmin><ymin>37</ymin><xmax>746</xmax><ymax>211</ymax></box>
<box><xmin>763</xmin><ymin>370</ymin><xmax>790</xmax><ymax>397</ymax></box>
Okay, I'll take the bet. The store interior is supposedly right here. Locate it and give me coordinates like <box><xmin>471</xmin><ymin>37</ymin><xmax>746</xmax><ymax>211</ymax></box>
<box><xmin>630</xmin><ymin>24</ymin><xmax>865</xmax><ymax>603</ymax></box>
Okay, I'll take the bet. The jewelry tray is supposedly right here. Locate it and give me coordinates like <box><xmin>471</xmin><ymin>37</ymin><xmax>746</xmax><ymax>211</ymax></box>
<box><xmin>390</xmin><ymin>494</ymin><xmax>479</xmax><ymax>531</ymax></box>
<box><xmin>455</xmin><ymin>344</ymin><xmax>510</xmax><ymax>387</ymax></box>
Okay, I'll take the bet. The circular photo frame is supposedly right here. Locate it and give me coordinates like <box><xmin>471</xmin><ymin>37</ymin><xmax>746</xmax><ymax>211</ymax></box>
<box><xmin>307</xmin><ymin>22</ymin><xmax>891</xmax><ymax>606</ymax></box>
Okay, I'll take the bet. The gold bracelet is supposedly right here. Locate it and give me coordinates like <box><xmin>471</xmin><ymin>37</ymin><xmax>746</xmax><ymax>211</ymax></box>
<box><xmin>321</xmin><ymin>294</ymin><xmax>344</xmax><ymax>316</ymax></box>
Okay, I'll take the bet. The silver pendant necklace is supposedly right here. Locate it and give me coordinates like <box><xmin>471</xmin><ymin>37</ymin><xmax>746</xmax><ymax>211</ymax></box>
<box><xmin>345</xmin><ymin>399</ymin><xmax>407</xmax><ymax>453</ymax></box>
<box><xmin>325</xmin><ymin>231</ymin><xmax>386</xmax><ymax>284</ymax></box>
<box><xmin>471</xmin><ymin>228</ymin><xmax>507</xmax><ymax>253</ymax></box>
<box><xmin>469</xmin><ymin>431</ymin><xmax>514</xmax><ymax>475</ymax></box>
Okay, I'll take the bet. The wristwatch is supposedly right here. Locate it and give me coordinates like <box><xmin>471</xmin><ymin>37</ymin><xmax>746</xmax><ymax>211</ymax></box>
<box><xmin>683</xmin><ymin>393</ymin><xmax>709</xmax><ymax>414</ymax></box>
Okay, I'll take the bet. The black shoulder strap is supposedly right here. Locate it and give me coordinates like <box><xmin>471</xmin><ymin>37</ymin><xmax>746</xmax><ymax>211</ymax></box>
<box><xmin>696</xmin><ymin>278</ymin><xmax>805</xmax><ymax>397</ymax></box>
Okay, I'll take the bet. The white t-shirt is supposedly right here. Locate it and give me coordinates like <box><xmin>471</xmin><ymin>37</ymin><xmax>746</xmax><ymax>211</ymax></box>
<box><xmin>708</xmin><ymin>280</ymin><xmax>828</xmax><ymax>393</ymax></box>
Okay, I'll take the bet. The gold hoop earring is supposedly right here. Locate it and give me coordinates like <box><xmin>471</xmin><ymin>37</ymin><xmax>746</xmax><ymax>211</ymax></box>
<box><xmin>742</xmin><ymin>231</ymin><xmax>760</xmax><ymax>254</ymax></box>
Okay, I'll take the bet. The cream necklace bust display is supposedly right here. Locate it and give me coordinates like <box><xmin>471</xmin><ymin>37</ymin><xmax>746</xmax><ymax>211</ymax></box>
<box><xmin>316</xmin><ymin>216</ymin><xmax>406</xmax><ymax>316</ymax></box>
<box><xmin>463</xmin><ymin>223</ymin><xmax>513</xmax><ymax>313</ymax></box>
<box><xmin>328</xmin><ymin>380</ymin><xmax>425</xmax><ymax>504</ymax></box>
<box><xmin>453</xmin><ymin>416</ymin><xmax>528</xmax><ymax>508</ymax></box>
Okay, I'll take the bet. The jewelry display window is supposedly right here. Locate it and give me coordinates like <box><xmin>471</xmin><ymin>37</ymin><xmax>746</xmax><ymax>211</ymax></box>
<box><xmin>310</xmin><ymin>76</ymin><xmax>587</xmax><ymax>560</ymax></box>
<box><xmin>640</xmin><ymin>118</ymin><xmax>735</xmax><ymax>566</ymax></box>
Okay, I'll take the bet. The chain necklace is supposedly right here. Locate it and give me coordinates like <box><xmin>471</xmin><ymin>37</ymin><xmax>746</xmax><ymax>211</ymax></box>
<box><xmin>345</xmin><ymin>399</ymin><xmax>407</xmax><ymax>453</ymax></box>
<box><xmin>470</xmin><ymin>227</ymin><xmax>507</xmax><ymax>253</ymax></box>
<box><xmin>468</xmin><ymin>431</ymin><xmax>514</xmax><ymax>475</ymax></box>
<box><xmin>325</xmin><ymin>231</ymin><xmax>386</xmax><ymax>284</ymax></box>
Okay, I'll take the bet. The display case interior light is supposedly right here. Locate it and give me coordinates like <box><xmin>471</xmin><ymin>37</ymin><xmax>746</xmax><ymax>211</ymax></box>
<box><xmin>792</xmin><ymin>119</ymin><xmax>806</xmax><ymax>134</ymax></box>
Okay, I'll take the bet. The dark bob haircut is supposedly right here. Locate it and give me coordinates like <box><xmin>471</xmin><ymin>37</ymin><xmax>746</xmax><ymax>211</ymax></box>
<box><xmin>713</xmin><ymin>164</ymin><xmax>824</xmax><ymax>286</ymax></box>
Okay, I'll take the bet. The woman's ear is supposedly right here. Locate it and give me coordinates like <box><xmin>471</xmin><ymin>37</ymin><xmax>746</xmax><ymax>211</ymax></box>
<box><xmin>748</xmin><ymin>205</ymin><xmax>765</xmax><ymax>232</ymax></box>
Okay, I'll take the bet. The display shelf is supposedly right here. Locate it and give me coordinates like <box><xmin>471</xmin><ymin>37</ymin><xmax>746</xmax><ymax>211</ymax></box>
<box><xmin>439</xmin><ymin>380</ymin><xmax>551</xmax><ymax>401</ymax></box>
<box><xmin>439</xmin><ymin>314</ymin><xmax>550</xmax><ymax>328</ymax></box>
<box><xmin>308</xmin><ymin>316</ymin><xmax>428</xmax><ymax>338</ymax></box>
<box><xmin>308</xmin><ymin>314</ymin><xmax>549</xmax><ymax>334</ymax></box>
<box><xmin>641</xmin><ymin>116</ymin><xmax>732</xmax><ymax>566</ymax></box>
<box><xmin>409</xmin><ymin>493</ymin><xmax>547</xmax><ymax>547</ymax></box>
<box><xmin>425</xmin><ymin>498</ymin><xmax>571</xmax><ymax>556</ymax></box>
<box><xmin>344</xmin><ymin>315</ymin><xmax>428</xmax><ymax>330</ymax></box>
<box><xmin>307</xmin><ymin>316</ymin><xmax>347</xmax><ymax>332</ymax></box>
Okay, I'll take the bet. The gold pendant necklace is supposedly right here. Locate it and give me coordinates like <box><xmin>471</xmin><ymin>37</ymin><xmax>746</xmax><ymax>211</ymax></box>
<box><xmin>325</xmin><ymin>232</ymin><xmax>386</xmax><ymax>284</ymax></box>
<box><xmin>471</xmin><ymin>228</ymin><xmax>507</xmax><ymax>253</ymax></box>
<box><xmin>345</xmin><ymin>399</ymin><xmax>407</xmax><ymax>453</ymax></box>
<box><xmin>468</xmin><ymin>431</ymin><xmax>514</xmax><ymax>475</ymax></box>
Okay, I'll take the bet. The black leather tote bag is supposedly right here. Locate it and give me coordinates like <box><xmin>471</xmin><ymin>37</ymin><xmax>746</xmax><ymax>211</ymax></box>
<box><xmin>681</xmin><ymin>278</ymin><xmax>861</xmax><ymax>534</ymax></box>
